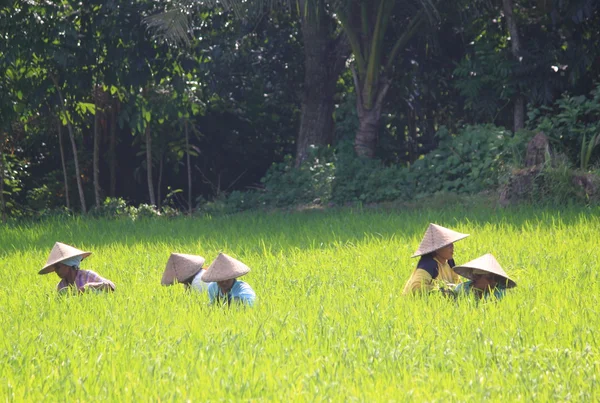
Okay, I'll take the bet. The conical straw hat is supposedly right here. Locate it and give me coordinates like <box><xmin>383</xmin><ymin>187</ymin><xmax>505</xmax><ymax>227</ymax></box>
<box><xmin>412</xmin><ymin>223</ymin><xmax>470</xmax><ymax>257</ymax></box>
<box><xmin>200</xmin><ymin>253</ymin><xmax>250</xmax><ymax>282</ymax></box>
<box><xmin>452</xmin><ymin>253</ymin><xmax>517</xmax><ymax>288</ymax></box>
<box><xmin>161</xmin><ymin>253</ymin><xmax>206</xmax><ymax>285</ymax></box>
<box><xmin>39</xmin><ymin>242</ymin><xmax>92</xmax><ymax>275</ymax></box>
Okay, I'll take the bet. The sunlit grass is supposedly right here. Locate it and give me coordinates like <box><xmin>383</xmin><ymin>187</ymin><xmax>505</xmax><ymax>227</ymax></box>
<box><xmin>1</xmin><ymin>206</ymin><xmax>599</xmax><ymax>400</ymax></box>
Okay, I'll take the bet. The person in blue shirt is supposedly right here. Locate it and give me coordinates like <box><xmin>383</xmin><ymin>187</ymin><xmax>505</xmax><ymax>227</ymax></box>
<box><xmin>201</xmin><ymin>253</ymin><xmax>256</xmax><ymax>306</ymax></box>
<box><xmin>453</xmin><ymin>254</ymin><xmax>517</xmax><ymax>300</ymax></box>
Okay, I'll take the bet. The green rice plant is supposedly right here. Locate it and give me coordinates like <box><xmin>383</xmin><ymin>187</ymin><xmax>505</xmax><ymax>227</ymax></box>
<box><xmin>0</xmin><ymin>206</ymin><xmax>599</xmax><ymax>400</ymax></box>
<box><xmin>580</xmin><ymin>132</ymin><xmax>600</xmax><ymax>171</ymax></box>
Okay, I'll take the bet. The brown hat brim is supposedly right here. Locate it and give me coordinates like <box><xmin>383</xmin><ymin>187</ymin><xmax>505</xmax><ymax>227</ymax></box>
<box><xmin>38</xmin><ymin>251</ymin><xmax>91</xmax><ymax>274</ymax></box>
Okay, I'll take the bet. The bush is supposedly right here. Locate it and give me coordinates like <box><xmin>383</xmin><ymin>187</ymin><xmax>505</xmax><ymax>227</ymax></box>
<box><xmin>135</xmin><ymin>204</ymin><xmax>161</xmax><ymax>219</ymax></box>
<box><xmin>261</xmin><ymin>147</ymin><xmax>335</xmax><ymax>207</ymax></box>
<box><xmin>89</xmin><ymin>197</ymin><xmax>131</xmax><ymax>218</ymax></box>
<box><xmin>332</xmin><ymin>124</ymin><xmax>524</xmax><ymax>204</ymax></box>
<box><xmin>527</xmin><ymin>83</ymin><xmax>600</xmax><ymax>169</ymax></box>
<box><xmin>202</xmin><ymin>124</ymin><xmax>531</xmax><ymax>212</ymax></box>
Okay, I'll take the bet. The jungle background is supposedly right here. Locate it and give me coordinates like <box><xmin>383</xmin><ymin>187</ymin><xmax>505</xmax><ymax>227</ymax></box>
<box><xmin>1</xmin><ymin>0</ymin><xmax>600</xmax><ymax>221</ymax></box>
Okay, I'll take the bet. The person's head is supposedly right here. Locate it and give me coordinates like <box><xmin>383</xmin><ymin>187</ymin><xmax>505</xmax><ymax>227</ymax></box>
<box><xmin>453</xmin><ymin>254</ymin><xmax>517</xmax><ymax>293</ymax></box>
<box><xmin>200</xmin><ymin>253</ymin><xmax>251</xmax><ymax>292</ymax></box>
<box><xmin>412</xmin><ymin>223</ymin><xmax>469</xmax><ymax>260</ymax></box>
<box><xmin>161</xmin><ymin>253</ymin><xmax>205</xmax><ymax>287</ymax></box>
<box><xmin>471</xmin><ymin>269</ymin><xmax>500</xmax><ymax>291</ymax></box>
<box><xmin>38</xmin><ymin>242</ymin><xmax>91</xmax><ymax>276</ymax></box>
<box><xmin>217</xmin><ymin>278</ymin><xmax>236</xmax><ymax>294</ymax></box>
<box><xmin>433</xmin><ymin>243</ymin><xmax>454</xmax><ymax>262</ymax></box>
<box><xmin>54</xmin><ymin>262</ymin><xmax>78</xmax><ymax>283</ymax></box>
<box><xmin>180</xmin><ymin>273</ymin><xmax>198</xmax><ymax>289</ymax></box>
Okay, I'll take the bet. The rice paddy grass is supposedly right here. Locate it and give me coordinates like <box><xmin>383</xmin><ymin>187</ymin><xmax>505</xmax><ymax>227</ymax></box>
<box><xmin>1</xmin><ymin>205</ymin><xmax>599</xmax><ymax>401</ymax></box>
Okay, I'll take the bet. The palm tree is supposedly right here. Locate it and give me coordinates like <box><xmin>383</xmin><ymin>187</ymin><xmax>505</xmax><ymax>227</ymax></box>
<box><xmin>145</xmin><ymin>0</ymin><xmax>350</xmax><ymax>166</ymax></box>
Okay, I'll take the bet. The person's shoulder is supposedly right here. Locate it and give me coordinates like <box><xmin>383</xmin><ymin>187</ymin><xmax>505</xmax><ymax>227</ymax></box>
<box><xmin>454</xmin><ymin>281</ymin><xmax>472</xmax><ymax>294</ymax></box>
<box><xmin>78</xmin><ymin>269</ymin><xmax>100</xmax><ymax>279</ymax></box>
<box><xmin>193</xmin><ymin>270</ymin><xmax>208</xmax><ymax>283</ymax></box>
<box><xmin>416</xmin><ymin>255</ymin><xmax>438</xmax><ymax>278</ymax></box>
<box><xmin>234</xmin><ymin>281</ymin><xmax>256</xmax><ymax>297</ymax></box>
<box><xmin>235</xmin><ymin>280</ymin><xmax>253</xmax><ymax>290</ymax></box>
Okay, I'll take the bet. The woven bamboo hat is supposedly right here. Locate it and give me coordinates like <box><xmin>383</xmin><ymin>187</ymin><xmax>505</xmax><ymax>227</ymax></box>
<box><xmin>411</xmin><ymin>223</ymin><xmax>470</xmax><ymax>258</ymax></box>
<box><xmin>200</xmin><ymin>253</ymin><xmax>250</xmax><ymax>282</ymax></box>
<box><xmin>161</xmin><ymin>253</ymin><xmax>206</xmax><ymax>285</ymax></box>
<box><xmin>39</xmin><ymin>242</ymin><xmax>92</xmax><ymax>275</ymax></box>
<box><xmin>453</xmin><ymin>253</ymin><xmax>517</xmax><ymax>288</ymax></box>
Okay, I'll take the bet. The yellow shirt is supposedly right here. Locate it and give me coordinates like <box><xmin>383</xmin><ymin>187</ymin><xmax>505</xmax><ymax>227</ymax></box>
<box><xmin>402</xmin><ymin>256</ymin><xmax>460</xmax><ymax>295</ymax></box>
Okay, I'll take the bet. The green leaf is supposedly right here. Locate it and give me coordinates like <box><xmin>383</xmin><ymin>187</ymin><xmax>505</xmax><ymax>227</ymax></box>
<box><xmin>77</xmin><ymin>102</ymin><xmax>96</xmax><ymax>115</ymax></box>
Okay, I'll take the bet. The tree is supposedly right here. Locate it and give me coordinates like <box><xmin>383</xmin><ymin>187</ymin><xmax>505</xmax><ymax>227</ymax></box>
<box><xmin>145</xmin><ymin>0</ymin><xmax>349</xmax><ymax>166</ymax></box>
<box><xmin>336</xmin><ymin>0</ymin><xmax>434</xmax><ymax>157</ymax></box>
<box><xmin>501</xmin><ymin>0</ymin><xmax>524</xmax><ymax>132</ymax></box>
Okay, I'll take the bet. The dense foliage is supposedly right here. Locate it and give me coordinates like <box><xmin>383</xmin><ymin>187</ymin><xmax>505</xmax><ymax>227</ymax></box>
<box><xmin>1</xmin><ymin>0</ymin><xmax>600</xmax><ymax>220</ymax></box>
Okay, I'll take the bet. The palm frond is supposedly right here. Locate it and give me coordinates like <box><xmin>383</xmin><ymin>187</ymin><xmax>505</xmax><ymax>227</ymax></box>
<box><xmin>144</xmin><ymin>5</ymin><xmax>193</xmax><ymax>46</ymax></box>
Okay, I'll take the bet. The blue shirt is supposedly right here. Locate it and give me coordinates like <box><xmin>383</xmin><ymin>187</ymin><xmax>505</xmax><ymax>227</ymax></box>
<box><xmin>454</xmin><ymin>280</ymin><xmax>506</xmax><ymax>300</ymax></box>
<box><xmin>207</xmin><ymin>280</ymin><xmax>256</xmax><ymax>306</ymax></box>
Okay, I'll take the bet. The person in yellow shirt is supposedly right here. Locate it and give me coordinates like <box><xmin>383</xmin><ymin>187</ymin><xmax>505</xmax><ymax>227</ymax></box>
<box><xmin>402</xmin><ymin>223</ymin><xmax>469</xmax><ymax>295</ymax></box>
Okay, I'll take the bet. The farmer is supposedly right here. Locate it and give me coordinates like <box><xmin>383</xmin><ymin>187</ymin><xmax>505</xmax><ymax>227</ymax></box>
<box><xmin>453</xmin><ymin>253</ymin><xmax>517</xmax><ymax>300</ymax></box>
<box><xmin>402</xmin><ymin>223</ymin><xmax>469</xmax><ymax>295</ymax></box>
<box><xmin>161</xmin><ymin>253</ymin><xmax>210</xmax><ymax>293</ymax></box>
<box><xmin>201</xmin><ymin>253</ymin><xmax>256</xmax><ymax>306</ymax></box>
<box><xmin>39</xmin><ymin>242</ymin><xmax>115</xmax><ymax>293</ymax></box>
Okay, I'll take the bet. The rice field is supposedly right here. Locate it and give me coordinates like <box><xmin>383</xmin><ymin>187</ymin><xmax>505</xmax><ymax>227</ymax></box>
<box><xmin>1</xmin><ymin>205</ymin><xmax>599</xmax><ymax>401</ymax></box>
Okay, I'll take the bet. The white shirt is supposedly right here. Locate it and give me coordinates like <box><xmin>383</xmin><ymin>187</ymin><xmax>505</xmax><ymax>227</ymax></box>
<box><xmin>190</xmin><ymin>269</ymin><xmax>210</xmax><ymax>293</ymax></box>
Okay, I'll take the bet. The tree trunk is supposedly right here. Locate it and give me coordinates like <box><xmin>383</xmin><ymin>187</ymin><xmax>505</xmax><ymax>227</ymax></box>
<box><xmin>157</xmin><ymin>153</ymin><xmax>163</xmax><ymax>209</ymax></box>
<box><xmin>513</xmin><ymin>95</ymin><xmax>525</xmax><ymax>133</ymax></box>
<box><xmin>56</xmin><ymin>120</ymin><xmax>70</xmax><ymax>209</ymax></box>
<box><xmin>66</xmin><ymin>122</ymin><xmax>87</xmax><ymax>214</ymax></box>
<box><xmin>93</xmin><ymin>101</ymin><xmax>101</xmax><ymax>207</ymax></box>
<box><xmin>51</xmin><ymin>75</ymin><xmax>87</xmax><ymax>213</ymax></box>
<box><xmin>353</xmin><ymin>69</ymin><xmax>391</xmax><ymax>158</ymax></box>
<box><xmin>185</xmin><ymin>119</ymin><xmax>192</xmax><ymax>215</ymax></box>
<box><xmin>354</xmin><ymin>107</ymin><xmax>382</xmax><ymax>158</ymax></box>
<box><xmin>295</xmin><ymin>11</ymin><xmax>350</xmax><ymax>166</ymax></box>
<box><xmin>145</xmin><ymin>124</ymin><xmax>156</xmax><ymax>205</ymax></box>
<box><xmin>109</xmin><ymin>101</ymin><xmax>117</xmax><ymax>197</ymax></box>
<box><xmin>502</xmin><ymin>0</ymin><xmax>525</xmax><ymax>132</ymax></box>
<box><xmin>0</xmin><ymin>131</ymin><xmax>6</xmax><ymax>224</ymax></box>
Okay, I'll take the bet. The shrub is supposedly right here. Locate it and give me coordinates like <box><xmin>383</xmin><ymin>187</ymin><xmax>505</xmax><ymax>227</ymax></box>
<box><xmin>527</xmin><ymin>83</ymin><xmax>600</xmax><ymax>169</ymax></box>
<box><xmin>135</xmin><ymin>204</ymin><xmax>161</xmax><ymax>219</ymax></box>
<box><xmin>204</xmin><ymin>124</ymin><xmax>532</xmax><ymax>212</ymax></box>
<box><xmin>89</xmin><ymin>197</ymin><xmax>131</xmax><ymax>218</ymax></box>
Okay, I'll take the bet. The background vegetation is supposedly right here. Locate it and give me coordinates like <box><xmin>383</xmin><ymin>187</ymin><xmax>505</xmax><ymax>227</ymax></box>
<box><xmin>1</xmin><ymin>1</ymin><xmax>600</xmax><ymax>220</ymax></box>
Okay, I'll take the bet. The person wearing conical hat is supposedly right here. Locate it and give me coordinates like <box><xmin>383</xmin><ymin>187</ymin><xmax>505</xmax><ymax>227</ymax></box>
<box><xmin>402</xmin><ymin>223</ymin><xmax>469</xmax><ymax>295</ymax></box>
<box><xmin>453</xmin><ymin>254</ymin><xmax>517</xmax><ymax>300</ymax></box>
<box><xmin>201</xmin><ymin>253</ymin><xmax>256</xmax><ymax>306</ymax></box>
<box><xmin>161</xmin><ymin>253</ymin><xmax>210</xmax><ymax>293</ymax></box>
<box><xmin>39</xmin><ymin>242</ymin><xmax>115</xmax><ymax>293</ymax></box>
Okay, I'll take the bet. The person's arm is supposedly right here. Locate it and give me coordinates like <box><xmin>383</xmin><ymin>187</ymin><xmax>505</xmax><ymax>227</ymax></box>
<box><xmin>78</xmin><ymin>271</ymin><xmax>116</xmax><ymax>293</ymax></box>
<box><xmin>79</xmin><ymin>281</ymin><xmax>115</xmax><ymax>293</ymax></box>
<box><xmin>231</xmin><ymin>282</ymin><xmax>256</xmax><ymax>306</ymax></box>
<box><xmin>207</xmin><ymin>283</ymin><xmax>218</xmax><ymax>304</ymax></box>
<box><xmin>402</xmin><ymin>269</ymin><xmax>434</xmax><ymax>295</ymax></box>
